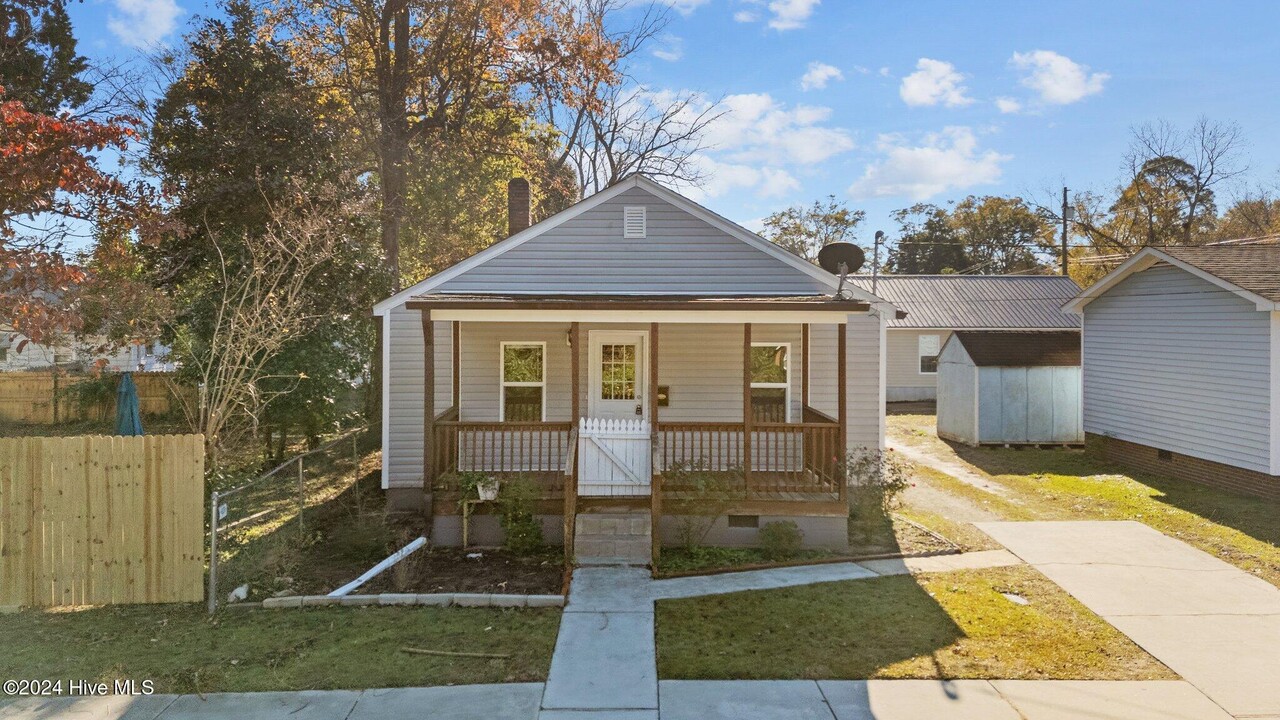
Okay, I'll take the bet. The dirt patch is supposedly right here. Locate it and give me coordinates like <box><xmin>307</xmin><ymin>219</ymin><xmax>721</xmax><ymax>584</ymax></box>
<box><xmin>361</xmin><ymin>546</ymin><xmax>565</xmax><ymax>595</ymax></box>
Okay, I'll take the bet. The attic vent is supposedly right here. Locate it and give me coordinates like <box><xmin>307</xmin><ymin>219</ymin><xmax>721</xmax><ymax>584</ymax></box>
<box><xmin>623</xmin><ymin>206</ymin><xmax>647</xmax><ymax>238</ymax></box>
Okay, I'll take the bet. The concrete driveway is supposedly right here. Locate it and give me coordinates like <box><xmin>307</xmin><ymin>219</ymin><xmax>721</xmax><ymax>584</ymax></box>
<box><xmin>979</xmin><ymin>520</ymin><xmax>1280</xmax><ymax>719</ymax></box>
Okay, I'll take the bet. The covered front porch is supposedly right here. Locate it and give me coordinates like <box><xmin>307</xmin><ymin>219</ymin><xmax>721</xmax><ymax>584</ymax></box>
<box><xmin>411</xmin><ymin>295</ymin><xmax>872</xmax><ymax>549</ymax></box>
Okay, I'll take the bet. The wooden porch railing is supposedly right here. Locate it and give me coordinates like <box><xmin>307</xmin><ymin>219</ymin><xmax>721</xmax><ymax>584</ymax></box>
<box><xmin>562</xmin><ymin>427</ymin><xmax>578</xmax><ymax>563</ymax></box>
<box><xmin>430</xmin><ymin>414</ymin><xmax>574</xmax><ymax>487</ymax></box>
<box><xmin>654</xmin><ymin>408</ymin><xmax>842</xmax><ymax>501</ymax></box>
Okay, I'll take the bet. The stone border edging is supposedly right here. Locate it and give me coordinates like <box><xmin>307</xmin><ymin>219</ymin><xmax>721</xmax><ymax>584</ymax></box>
<box><xmin>231</xmin><ymin>593</ymin><xmax>565</xmax><ymax>610</ymax></box>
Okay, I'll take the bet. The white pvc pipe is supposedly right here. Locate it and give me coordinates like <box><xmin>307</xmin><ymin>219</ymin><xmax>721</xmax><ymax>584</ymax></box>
<box><xmin>328</xmin><ymin>536</ymin><xmax>428</xmax><ymax>597</ymax></box>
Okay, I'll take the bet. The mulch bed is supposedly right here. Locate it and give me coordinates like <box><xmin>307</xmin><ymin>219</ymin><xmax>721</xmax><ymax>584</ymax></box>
<box><xmin>359</xmin><ymin>546</ymin><xmax>566</xmax><ymax>596</ymax></box>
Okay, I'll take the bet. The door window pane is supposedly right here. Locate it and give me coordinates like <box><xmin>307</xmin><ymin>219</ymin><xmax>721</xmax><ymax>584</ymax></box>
<box><xmin>600</xmin><ymin>344</ymin><xmax>637</xmax><ymax>400</ymax></box>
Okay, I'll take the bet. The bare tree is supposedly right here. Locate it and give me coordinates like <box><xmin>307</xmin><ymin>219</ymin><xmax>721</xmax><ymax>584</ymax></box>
<box><xmin>537</xmin><ymin>0</ymin><xmax>722</xmax><ymax>197</ymax></box>
<box><xmin>170</xmin><ymin>189</ymin><xmax>364</xmax><ymax>463</ymax></box>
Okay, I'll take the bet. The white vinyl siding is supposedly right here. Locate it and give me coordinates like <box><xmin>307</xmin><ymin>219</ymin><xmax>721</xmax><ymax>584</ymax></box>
<box><xmin>1082</xmin><ymin>263</ymin><xmax>1273</xmax><ymax>474</ymax></box>
<box><xmin>384</xmin><ymin>307</ymin><xmax>453</xmax><ymax>488</ymax></box>
<box><xmin>433</xmin><ymin>186</ymin><xmax>830</xmax><ymax>296</ymax></box>
<box><xmin>884</xmin><ymin>329</ymin><xmax>951</xmax><ymax>401</ymax></box>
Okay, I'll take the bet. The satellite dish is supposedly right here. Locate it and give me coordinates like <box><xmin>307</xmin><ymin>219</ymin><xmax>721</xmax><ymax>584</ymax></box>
<box><xmin>817</xmin><ymin>242</ymin><xmax>866</xmax><ymax>275</ymax></box>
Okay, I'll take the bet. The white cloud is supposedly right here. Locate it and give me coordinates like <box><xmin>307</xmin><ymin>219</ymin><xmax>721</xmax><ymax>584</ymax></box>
<box><xmin>108</xmin><ymin>0</ymin><xmax>182</xmax><ymax>48</ymax></box>
<box><xmin>651</xmin><ymin>35</ymin><xmax>683</xmax><ymax>62</ymax></box>
<box><xmin>848</xmin><ymin>126</ymin><xmax>1010</xmax><ymax>201</ymax></box>
<box><xmin>899</xmin><ymin>58</ymin><xmax>973</xmax><ymax>108</ymax></box>
<box><xmin>878</xmin><ymin>67</ymin><xmax>891</xmax><ymax>77</ymax></box>
<box><xmin>656</xmin><ymin>0</ymin><xmax>711</xmax><ymax>16</ymax></box>
<box><xmin>735</xmin><ymin>0</ymin><xmax>819</xmax><ymax>30</ymax></box>
<box><xmin>995</xmin><ymin>97</ymin><xmax>1022</xmax><ymax>114</ymax></box>
<box><xmin>800</xmin><ymin>62</ymin><xmax>843</xmax><ymax>91</ymax></box>
<box><xmin>668</xmin><ymin>90</ymin><xmax>852</xmax><ymax>201</ymax></box>
<box><xmin>1010</xmin><ymin>50</ymin><xmax>1109</xmax><ymax>104</ymax></box>
<box><xmin>700</xmin><ymin>93</ymin><xmax>855</xmax><ymax>166</ymax></box>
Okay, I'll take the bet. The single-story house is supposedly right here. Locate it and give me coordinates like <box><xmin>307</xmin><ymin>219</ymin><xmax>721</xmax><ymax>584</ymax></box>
<box><xmin>1065</xmin><ymin>245</ymin><xmax>1280</xmax><ymax>500</ymax></box>
<box><xmin>936</xmin><ymin>330</ymin><xmax>1083</xmax><ymax>446</ymax></box>
<box><xmin>848</xmin><ymin>275</ymin><xmax>1081</xmax><ymax>403</ymax></box>
<box><xmin>0</xmin><ymin>328</ymin><xmax>173</xmax><ymax>373</ymax></box>
<box><xmin>373</xmin><ymin>176</ymin><xmax>900</xmax><ymax>556</ymax></box>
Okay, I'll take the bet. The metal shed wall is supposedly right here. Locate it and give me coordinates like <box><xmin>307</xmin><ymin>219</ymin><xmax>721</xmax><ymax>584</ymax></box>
<box><xmin>936</xmin><ymin>338</ymin><xmax>978</xmax><ymax>444</ymax></box>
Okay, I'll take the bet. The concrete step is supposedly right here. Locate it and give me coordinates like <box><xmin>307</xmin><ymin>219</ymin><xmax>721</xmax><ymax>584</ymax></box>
<box><xmin>574</xmin><ymin>511</ymin><xmax>651</xmax><ymax>566</ymax></box>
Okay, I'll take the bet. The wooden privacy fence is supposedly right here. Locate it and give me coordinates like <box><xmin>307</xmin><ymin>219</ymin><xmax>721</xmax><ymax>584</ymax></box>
<box><xmin>0</xmin><ymin>372</ymin><xmax>188</xmax><ymax>424</ymax></box>
<box><xmin>0</xmin><ymin>434</ymin><xmax>205</xmax><ymax>608</ymax></box>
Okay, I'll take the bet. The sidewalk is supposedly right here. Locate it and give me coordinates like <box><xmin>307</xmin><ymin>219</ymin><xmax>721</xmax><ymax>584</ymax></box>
<box><xmin>1</xmin><ymin>679</ymin><xmax>1233</xmax><ymax>720</ymax></box>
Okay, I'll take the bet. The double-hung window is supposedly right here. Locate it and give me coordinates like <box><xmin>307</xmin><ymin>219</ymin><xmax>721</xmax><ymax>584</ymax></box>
<box><xmin>918</xmin><ymin>334</ymin><xmax>941</xmax><ymax>374</ymax></box>
<box><xmin>501</xmin><ymin>342</ymin><xmax>545</xmax><ymax>421</ymax></box>
<box><xmin>749</xmin><ymin>343</ymin><xmax>790</xmax><ymax>423</ymax></box>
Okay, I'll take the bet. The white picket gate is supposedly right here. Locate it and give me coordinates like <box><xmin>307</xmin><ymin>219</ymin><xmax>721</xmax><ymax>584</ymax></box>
<box><xmin>577</xmin><ymin>418</ymin><xmax>652</xmax><ymax>496</ymax></box>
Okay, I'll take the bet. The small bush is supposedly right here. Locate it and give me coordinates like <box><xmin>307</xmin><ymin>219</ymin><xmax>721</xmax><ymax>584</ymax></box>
<box><xmin>664</xmin><ymin>459</ymin><xmax>740</xmax><ymax>552</ymax></box>
<box><xmin>844</xmin><ymin>448</ymin><xmax>911</xmax><ymax>542</ymax></box>
<box><xmin>497</xmin><ymin>475</ymin><xmax>544</xmax><ymax>556</ymax></box>
<box><xmin>759</xmin><ymin>521</ymin><xmax>804</xmax><ymax>560</ymax></box>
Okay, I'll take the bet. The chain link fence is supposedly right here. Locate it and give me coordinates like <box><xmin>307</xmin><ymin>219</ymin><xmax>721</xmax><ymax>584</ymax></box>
<box><xmin>207</xmin><ymin>424</ymin><xmax>379</xmax><ymax>613</ymax></box>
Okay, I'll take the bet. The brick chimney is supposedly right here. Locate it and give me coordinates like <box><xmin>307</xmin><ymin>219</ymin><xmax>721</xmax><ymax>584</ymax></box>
<box><xmin>507</xmin><ymin>177</ymin><xmax>531</xmax><ymax>237</ymax></box>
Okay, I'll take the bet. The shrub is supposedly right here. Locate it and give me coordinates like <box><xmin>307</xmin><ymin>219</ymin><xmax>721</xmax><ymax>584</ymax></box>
<box><xmin>844</xmin><ymin>448</ymin><xmax>911</xmax><ymax>540</ymax></box>
<box><xmin>497</xmin><ymin>475</ymin><xmax>544</xmax><ymax>556</ymax></box>
<box><xmin>663</xmin><ymin>459</ymin><xmax>739</xmax><ymax>552</ymax></box>
<box><xmin>759</xmin><ymin>520</ymin><xmax>804</xmax><ymax>560</ymax></box>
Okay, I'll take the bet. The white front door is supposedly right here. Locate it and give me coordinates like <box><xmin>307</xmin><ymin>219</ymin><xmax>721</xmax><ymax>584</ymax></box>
<box><xmin>587</xmin><ymin>331</ymin><xmax>647</xmax><ymax>421</ymax></box>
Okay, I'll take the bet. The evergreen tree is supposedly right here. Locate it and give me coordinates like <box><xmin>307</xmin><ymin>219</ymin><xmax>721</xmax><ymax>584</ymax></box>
<box><xmin>0</xmin><ymin>0</ymin><xmax>92</xmax><ymax>113</ymax></box>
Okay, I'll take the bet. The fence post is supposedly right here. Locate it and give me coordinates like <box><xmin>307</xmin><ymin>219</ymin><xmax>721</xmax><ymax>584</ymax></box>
<box><xmin>208</xmin><ymin>489</ymin><xmax>219</xmax><ymax>615</ymax></box>
<box><xmin>297</xmin><ymin>457</ymin><xmax>305</xmax><ymax>537</ymax></box>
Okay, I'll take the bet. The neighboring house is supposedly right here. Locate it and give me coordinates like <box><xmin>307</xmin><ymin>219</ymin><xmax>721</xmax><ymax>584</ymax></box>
<box><xmin>1065</xmin><ymin>246</ymin><xmax>1280</xmax><ymax>500</ymax></box>
<box><xmin>0</xmin><ymin>328</ymin><xmax>174</xmax><ymax>373</ymax></box>
<box><xmin>847</xmin><ymin>275</ymin><xmax>1082</xmax><ymax>403</ymax></box>
<box><xmin>373</xmin><ymin>176</ymin><xmax>900</xmax><ymax>555</ymax></box>
<box><xmin>936</xmin><ymin>331</ymin><xmax>1082</xmax><ymax>446</ymax></box>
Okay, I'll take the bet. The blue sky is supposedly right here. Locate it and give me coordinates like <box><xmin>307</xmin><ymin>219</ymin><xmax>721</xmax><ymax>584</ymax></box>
<box><xmin>67</xmin><ymin>0</ymin><xmax>1280</xmax><ymax>240</ymax></box>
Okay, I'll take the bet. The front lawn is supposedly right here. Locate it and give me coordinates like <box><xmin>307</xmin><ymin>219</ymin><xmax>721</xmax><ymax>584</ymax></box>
<box><xmin>0</xmin><ymin>603</ymin><xmax>561</xmax><ymax>693</ymax></box>
<box><xmin>656</xmin><ymin>565</ymin><xmax>1173</xmax><ymax>681</ymax></box>
<box><xmin>889</xmin><ymin>414</ymin><xmax>1280</xmax><ymax>587</ymax></box>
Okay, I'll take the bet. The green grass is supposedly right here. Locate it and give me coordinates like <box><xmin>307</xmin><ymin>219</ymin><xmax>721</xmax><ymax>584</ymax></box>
<box><xmin>656</xmin><ymin>565</ymin><xmax>1173</xmax><ymax>681</ymax></box>
<box><xmin>888</xmin><ymin>415</ymin><xmax>1280</xmax><ymax>587</ymax></box>
<box><xmin>0</xmin><ymin>603</ymin><xmax>561</xmax><ymax>693</ymax></box>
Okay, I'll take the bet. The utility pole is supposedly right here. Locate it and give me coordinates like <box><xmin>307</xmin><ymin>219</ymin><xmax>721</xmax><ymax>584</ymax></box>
<box><xmin>1061</xmin><ymin>186</ymin><xmax>1070</xmax><ymax>276</ymax></box>
<box><xmin>872</xmin><ymin>230</ymin><xmax>884</xmax><ymax>295</ymax></box>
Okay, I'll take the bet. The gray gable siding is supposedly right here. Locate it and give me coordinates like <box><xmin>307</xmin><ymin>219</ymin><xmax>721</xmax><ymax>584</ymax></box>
<box><xmin>433</xmin><ymin>186</ymin><xmax>830</xmax><ymax>295</ymax></box>
<box><xmin>1083</xmin><ymin>263</ymin><xmax>1273</xmax><ymax>473</ymax></box>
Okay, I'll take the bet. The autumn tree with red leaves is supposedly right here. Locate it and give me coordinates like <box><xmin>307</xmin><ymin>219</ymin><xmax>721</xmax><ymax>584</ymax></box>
<box><xmin>0</xmin><ymin>87</ymin><xmax>166</xmax><ymax>343</ymax></box>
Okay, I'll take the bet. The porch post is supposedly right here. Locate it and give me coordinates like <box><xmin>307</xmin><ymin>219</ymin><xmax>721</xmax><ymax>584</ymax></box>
<box><xmin>570</xmin><ymin>322</ymin><xmax>581</xmax><ymax>425</ymax></box>
<box><xmin>837</xmin><ymin>322</ymin><xmax>848</xmax><ymax>504</ymax></box>
<box><xmin>801</xmin><ymin>323</ymin><xmax>810</xmax><ymax>408</ymax></box>
<box><xmin>422</xmin><ymin>310</ymin><xmax>435</xmax><ymax>507</ymax></box>
<box><xmin>451</xmin><ymin>321</ymin><xmax>460</xmax><ymax>408</ymax></box>
<box><xmin>742</xmin><ymin>323</ymin><xmax>753</xmax><ymax>489</ymax></box>
<box><xmin>649</xmin><ymin>323</ymin><xmax>659</xmax><ymax>423</ymax></box>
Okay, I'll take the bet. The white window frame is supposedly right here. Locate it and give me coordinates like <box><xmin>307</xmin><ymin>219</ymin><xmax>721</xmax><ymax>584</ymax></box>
<box><xmin>499</xmin><ymin>341</ymin><xmax>547</xmax><ymax>421</ymax></box>
<box><xmin>623</xmin><ymin>206</ymin><xmax>647</xmax><ymax>238</ymax></box>
<box><xmin>749</xmin><ymin>341</ymin><xmax>791</xmax><ymax>423</ymax></box>
<box><xmin>918</xmin><ymin>334</ymin><xmax>941</xmax><ymax>375</ymax></box>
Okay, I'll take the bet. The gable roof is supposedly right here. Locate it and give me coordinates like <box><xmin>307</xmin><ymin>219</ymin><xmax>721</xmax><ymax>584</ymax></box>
<box><xmin>847</xmin><ymin>275</ymin><xmax>1082</xmax><ymax>329</ymax></box>
<box><xmin>1064</xmin><ymin>246</ymin><xmax>1280</xmax><ymax>313</ymax></box>
<box><xmin>374</xmin><ymin>176</ymin><xmax>892</xmax><ymax>315</ymax></box>
<box><xmin>949</xmin><ymin>330</ymin><xmax>1081</xmax><ymax>367</ymax></box>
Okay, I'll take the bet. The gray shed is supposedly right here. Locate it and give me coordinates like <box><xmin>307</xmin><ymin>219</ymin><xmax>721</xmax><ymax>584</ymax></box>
<box><xmin>936</xmin><ymin>331</ymin><xmax>1082</xmax><ymax>446</ymax></box>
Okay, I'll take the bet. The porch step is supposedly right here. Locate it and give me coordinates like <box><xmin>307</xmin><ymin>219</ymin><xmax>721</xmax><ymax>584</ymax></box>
<box><xmin>573</xmin><ymin>510</ymin><xmax>652</xmax><ymax>566</ymax></box>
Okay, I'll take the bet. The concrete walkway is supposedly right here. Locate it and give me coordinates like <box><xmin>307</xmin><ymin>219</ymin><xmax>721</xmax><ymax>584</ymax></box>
<box><xmin>3</xmin><ymin>679</ymin><xmax>1236</xmax><ymax>720</ymax></box>
<box><xmin>979</xmin><ymin>520</ymin><xmax>1280</xmax><ymax>719</ymax></box>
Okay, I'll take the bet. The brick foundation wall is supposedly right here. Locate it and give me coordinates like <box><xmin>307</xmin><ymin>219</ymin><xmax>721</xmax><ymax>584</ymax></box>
<box><xmin>1088</xmin><ymin>433</ymin><xmax>1280</xmax><ymax>501</ymax></box>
